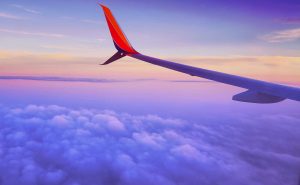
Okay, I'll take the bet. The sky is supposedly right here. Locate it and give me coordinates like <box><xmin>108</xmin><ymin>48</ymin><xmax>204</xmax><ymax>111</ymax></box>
<box><xmin>0</xmin><ymin>0</ymin><xmax>300</xmax><ymax>185</ymax></box>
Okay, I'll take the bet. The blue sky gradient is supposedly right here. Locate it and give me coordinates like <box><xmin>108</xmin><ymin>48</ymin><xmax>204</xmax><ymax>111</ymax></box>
<box><xmin>0</xmin><ymin>0</ymin><xmax>300</xmax><ymax>57</ymax></box>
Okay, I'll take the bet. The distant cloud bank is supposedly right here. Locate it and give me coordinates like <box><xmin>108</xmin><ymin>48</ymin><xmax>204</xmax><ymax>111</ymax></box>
<box><xmin>0</xmin><ymin>76</ymin><xmax>210</xmax><ymax>84</ymax></box>
<box><xmin>0</xmin><ymin>105</ymin><xmax>299</xmax><ymax>185</ymax></box>
<box><xmin>0</xmin><ymin>76</ymin><xmax>128</xmax><ymax>83</ymax></box>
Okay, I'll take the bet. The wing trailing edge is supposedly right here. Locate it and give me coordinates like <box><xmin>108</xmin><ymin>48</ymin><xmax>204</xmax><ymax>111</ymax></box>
<box><xmin>99</xmin><ymin>4</ymin><xmax>300</xmax><ymax>103</ymax></box>
<box><xmin>232</xmin><ymin>90</ymin><xmax>285</xmax><ymax>103</ymax></box>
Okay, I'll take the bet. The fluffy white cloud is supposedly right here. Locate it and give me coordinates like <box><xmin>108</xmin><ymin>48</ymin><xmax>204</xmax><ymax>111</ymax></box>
<box><xmin>0</xmin><ymin>105</ymin><xmax>299</xmax><ymax>185</ymax></box>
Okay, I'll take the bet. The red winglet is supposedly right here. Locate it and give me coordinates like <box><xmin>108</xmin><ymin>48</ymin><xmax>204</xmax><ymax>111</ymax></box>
<box><xmin>99</xmin><ymin>4</ymin><xmax>138</xmax><ymax>54</ymax></box>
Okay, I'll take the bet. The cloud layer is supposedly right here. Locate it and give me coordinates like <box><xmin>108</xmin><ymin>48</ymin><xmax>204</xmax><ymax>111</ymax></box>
<box><xmin>0</xmin><ymin>76</ymin><xmax>211</xmax><ymax>84</ymax></box>
<box><xmin>0</xmin><ymin>105</ymin><xmax>299</xmax><ymax>185</ymax></box>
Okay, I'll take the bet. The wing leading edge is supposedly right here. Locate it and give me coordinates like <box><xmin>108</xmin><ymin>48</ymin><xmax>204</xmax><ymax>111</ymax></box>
<box><xmin>99</xmin><ymin>4</ymin><xmax>300</xmax><ymax>104</ymax></box>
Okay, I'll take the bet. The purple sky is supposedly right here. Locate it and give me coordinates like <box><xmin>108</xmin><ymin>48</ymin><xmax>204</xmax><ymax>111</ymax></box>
<box><xmin>0</xmin><ymin>0</ymin><xmax>300</xmax><ymax>57</ymax></box>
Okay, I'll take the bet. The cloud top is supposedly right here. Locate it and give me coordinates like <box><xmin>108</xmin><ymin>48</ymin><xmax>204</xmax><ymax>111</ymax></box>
<box><xmin>0</xmin><ymin>105</ymin><xmax>299</xmax><ymax>185</ymax></box>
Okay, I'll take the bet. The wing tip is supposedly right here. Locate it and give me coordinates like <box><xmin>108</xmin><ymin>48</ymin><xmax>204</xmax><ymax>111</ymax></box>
<box><xmin>98</xmin><ymin>3</ymin><xmax>107</xmax><ymax>8</ymax></box>
<box><xmin>98</xmin><ymin>3</ymin><xmax>138</xmax><ymax>54</ymax></box>
<box><xmin>98</xmin><ymin>3</ymin><xmax>110</xmax><ymax>13</ymax></box>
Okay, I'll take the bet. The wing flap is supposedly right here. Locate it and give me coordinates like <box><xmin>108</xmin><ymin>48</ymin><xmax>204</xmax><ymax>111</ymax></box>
<box><xmin>232</xmin><ymin>90</ymin><xmax>285</xmax><ymax>103</ymax></box>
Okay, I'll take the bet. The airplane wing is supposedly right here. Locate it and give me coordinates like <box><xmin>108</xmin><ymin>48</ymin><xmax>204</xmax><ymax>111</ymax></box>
<box><xmin>99</xmin><ymin>4</ymin><xmax>300</xmax><ymax>104</ymax></box>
